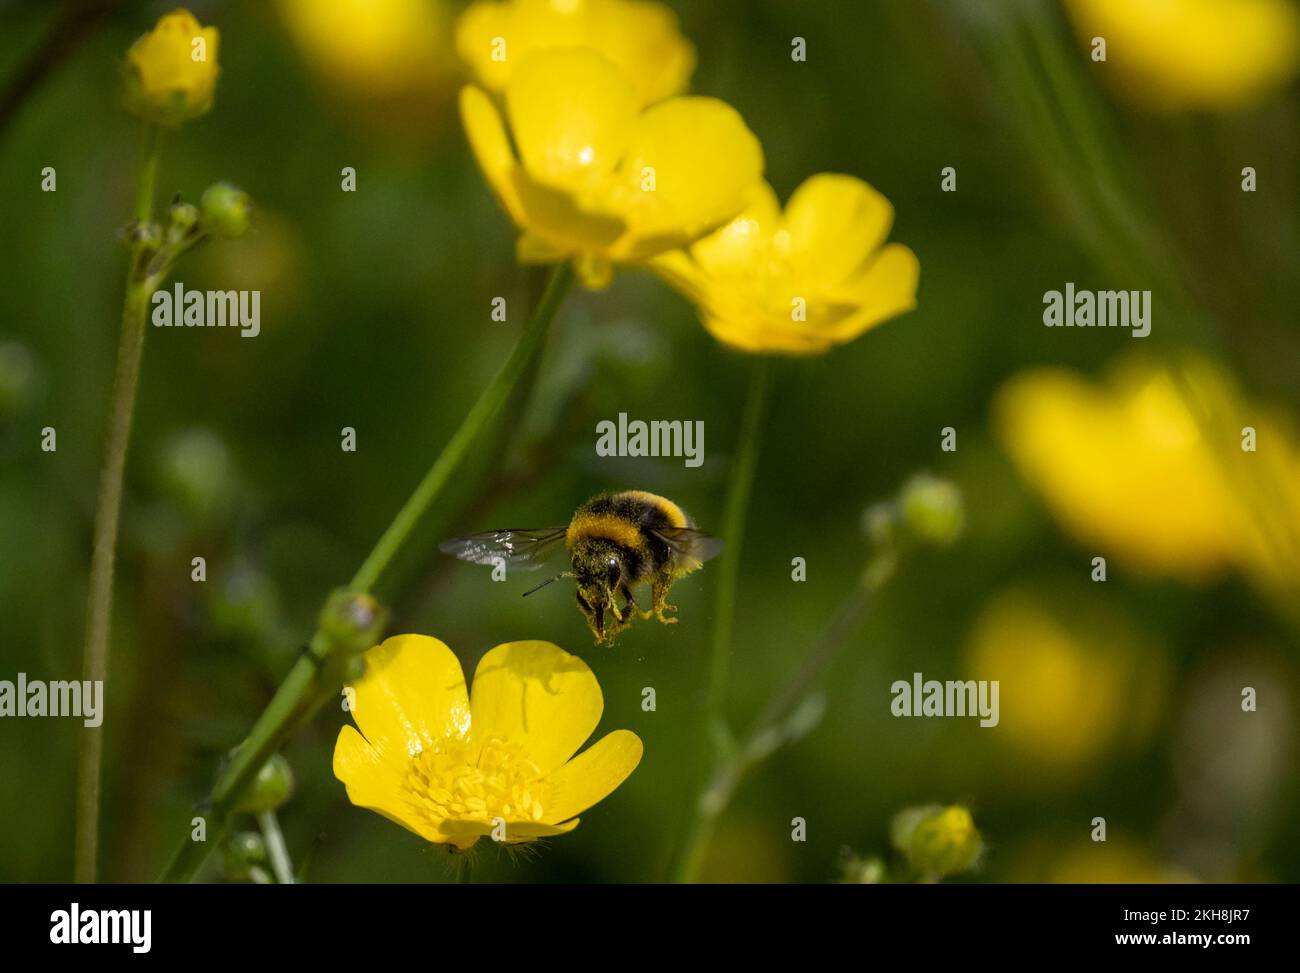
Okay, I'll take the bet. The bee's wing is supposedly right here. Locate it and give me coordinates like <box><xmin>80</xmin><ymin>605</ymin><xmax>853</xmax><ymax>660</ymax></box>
<box><xmin>652</xmin><ymin>527</ymin><xmax>725</xmax><ymax>565</ymax></box>
<box><xmin>438</xmin><ymin>527</ymin><xmax>569</xmax><ymax>570</ymax></box>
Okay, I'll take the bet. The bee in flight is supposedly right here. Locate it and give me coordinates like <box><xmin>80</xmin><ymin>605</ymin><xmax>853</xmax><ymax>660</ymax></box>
<box><xmin>440</xmin><ymin>491</ymin><xmax>723</xmax><ymax>646</ymax></box>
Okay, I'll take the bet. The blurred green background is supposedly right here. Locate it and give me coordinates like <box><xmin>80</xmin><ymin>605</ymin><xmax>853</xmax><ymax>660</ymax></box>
<box><xmin>1</xmin><ymin>0</ymin><xmax>1298</xmax><ymax>883</ymax></box>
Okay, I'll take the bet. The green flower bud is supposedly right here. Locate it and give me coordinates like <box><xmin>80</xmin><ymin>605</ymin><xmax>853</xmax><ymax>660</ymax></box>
<box><xmin>319</xmin><ymin>590</ymin><xmax>387</xmax><ymax>663</ymax></box>
<box><xmin>200</xmin><ymin>182</ymin><xmax>252</xmax><ymax>238</ymax></box>
<box><xmin>891</xmin><ymin>804</ymin><xmax>982</xmax><ymax>879</ymax></box>
<box><xmin>899</xmin><ymin>474</ymin><xmax>964</xmax><ymax>546</ymax></box>
<box><xmin>221</xmin><ymin>831</ymin><xmax>267</xmax><ymax>881</ymax></box>
<box><xmin>838</xmin><ymin>853</ymin><xmax>887</xmax><ymax>884</ymax></box>
<box><xmin>232</xmin><ymin>754</ymin><xmax>295</xmax><ymax>814</ymax></box>
<box><xmin>168</xmin><ymin>200</ymin><xmax>200</xmax><ymax>241</ymax></box>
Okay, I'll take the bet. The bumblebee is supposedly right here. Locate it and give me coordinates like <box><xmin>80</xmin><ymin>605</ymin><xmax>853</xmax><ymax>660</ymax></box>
<box><xmin>440</xmin><ymin>491</ymin><xmax>723</xmax><ymax>645</ymax></box>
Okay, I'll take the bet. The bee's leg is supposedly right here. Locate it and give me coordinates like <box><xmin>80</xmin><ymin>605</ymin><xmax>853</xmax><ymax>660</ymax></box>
<box><xmin>650</xmin><ymin>575</ymin><xmax>678</xmax><ymax>625</ymax></box>
<box><xmin>624</xmin><ymin>582</ymin><xmax>655</xmax><ymax>619</ymax></box>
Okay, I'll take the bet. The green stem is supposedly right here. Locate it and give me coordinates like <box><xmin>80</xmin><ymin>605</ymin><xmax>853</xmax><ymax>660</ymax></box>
<box><xmin>672</xmin><ymin>356</ymin><xmax>771</xmax><ymax>883</ymax></box>
<box><xmin>158</xmin><ymin>264</ymin><xmax>574</xmax><ymax>883</ymax></box>
<box><xmin>674</xmin><ymin>557</ymin><xmax>889</xmax><ymax>884</ymax></box>
<box><xmin>257</xmin><ymin>810</ymin><xmax>295</xmax><ymax>885</ymax></box>
<box><xmin>705</xmin><ymin>357</ymin><xmax>771</xmax><ymax>714</ymax></box>
<box><xmin>350</xmin><ymin>264</ymin><xmax>573</xmax><ymax>593</ymax></box>
<box><xmin>74</xmin><ymin>122</ymin><xmax>162</xmax><ymax>885</ymax></box>
<box><xmin>134</xmin><ymin>125</ymin><xmax>161</xmax><ymax>223</ymax></box>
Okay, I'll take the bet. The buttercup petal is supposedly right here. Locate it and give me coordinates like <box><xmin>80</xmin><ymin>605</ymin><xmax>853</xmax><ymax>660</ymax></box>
<box><xmin>506</xmin><ymin>48</ymin><xmax>637</xmax><ymax>193</ymax></box>
<box><xmin>783</xmin><ymin>174</ymin><xmax>894</xmax><ymax>290</ymax></box>
<box><xmin>687</xmin><ymin>181</ymin><xmax>781</xmax><ymax>280</ymax></box>
<box><xmin>614</xmin><ymin>96</ymin><xmax>764</xmax><ymax>257</ymax></box>
<box><xmin>460</xmin><ymin>85</ymin><xmax>528</xmax><ymax>226</ymax></box>
<box><xmin>437</xmin><ymin>816</ymin><xmax>579</xmax><ymax>846</ymax></box>
<box><xmin>825</xmin><ymin>242</ymin><xmax>920</xmax><ymax>338</ymax></box>
<box><xmin>346</xmin><ymin>634</ymin><xmax>471</xmax><ymax>768</ymax></box>
<box><xmin>333</xmin><ymin>725</ymin><xmax>445</xmax><ymax>843</ymax></box>
<box><xmin>541</xmin><ymin>729</ymin><xmax>643</xmax><ymax>824</ymax></box>
<box><xmin>469</xmin><ymin>640</ymin><xmax>603</xmax><ymax>776</ymax></box>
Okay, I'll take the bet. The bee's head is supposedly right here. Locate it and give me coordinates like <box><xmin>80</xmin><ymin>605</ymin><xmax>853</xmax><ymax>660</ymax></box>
<box><xmin>572</xmin><ymin>543</ymin><xmax>625</xmax><ymax>644</ymax></box>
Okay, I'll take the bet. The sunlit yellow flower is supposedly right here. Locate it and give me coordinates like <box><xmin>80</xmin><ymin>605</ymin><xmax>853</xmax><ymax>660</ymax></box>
<box><xmin>965</xmin><ymin>589</ymin><xmax>1165</xmax><ymax>776</ymax></box>
<box><xmin>460</xmin><ymin>47</ymin><xmax>763</xmax><ymax>289</ymax></box>
<box><xmin>277</xmin><ymin>0</ymin><xmax>454</xmax><ymax>104</ymax></box>
<box><xmin>1063</xmin><ymin>0</ymin><xmax>1300</xmax><ymax>110</ymax></box>
<box><xmin>651</xmin><ymin>175</ymin><xmax>919</xmax><ymax>354</ymax></box>
<box><xmin>125</xmin><ymin>9</ymin><xmax>220</xmax><ymax>126</ymax></box>
<box><xmin>333</xmin><ymin>634</ymin><xmax>642</xmax><ymax>850</ymax></box>
<box><xmin>995</xmin><ymin>357</ymin><xmax>1300</xmax><ymax>585</ymax></box>
<box><xmin>457</xmin><ymin>0</ymin><xmax>695</xmax><ymax>108</ymax></box>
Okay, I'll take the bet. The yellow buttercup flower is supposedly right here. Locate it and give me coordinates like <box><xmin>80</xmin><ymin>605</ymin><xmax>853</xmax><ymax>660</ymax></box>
<box><xmin>651</xmin><ymin>175</ymin><xmax>919</xmax><ymax>354</ymax></box>
<box><xmin>333</xmin><ymin>634</ymin><xmax>642</xmax><ymax>850</ymax></box>
<box><xmin>460</xmin><ymin>47</ymin><xmax>764</xmax><ymax>289</ymax></box>
<box><xmin>277</xmin><ymin>0</ymin><xmax>454</xmax><ymax>103</ymax></box>
<box><xmin>965</xmin><ymin>589</ymin><xmax>1165</xmax><ymax>776</ymax></box>
<box><xmin>125</xmin><ymin>9</ymin><xmax>220</xmax><ymax>126</ymax></box>
<box><xmin>995</xmin><ymin>357</ymin><xmax>1300</xmax><ymax>585</ymax></box>
<box><xmin>1063</xmin><ymin>0</ymin><xmax>1300</xmax><ymax>110</ymax></box>
<box><xmin>457</xmin><ymin>0</ymin><xmax>695</xmax><ymax>108</ymax></box>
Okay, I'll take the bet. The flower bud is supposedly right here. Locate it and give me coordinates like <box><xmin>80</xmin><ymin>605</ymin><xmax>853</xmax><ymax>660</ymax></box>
<box><xmin>232</xmin><ymin>754</ymin><xmax>295</xmax><ymax>814</ymax></box>
<box><xmin>319</xmin><ymin>590</ymin><xmax>388</xmax><ymax>664</ymax></box>
<box><xmin>837</xmin><ymin>852</ymin><xmax>886</xmax><ymax>884</ymax></box>
<box><xmin>124</xmin><ymin>10</ymin><xmax>220</xmax><ymax>126</ymax></box>
<box><xmin>221</xmin><ymin>830</ymin><xmax>268</xmax><ymax>881</ymax></box>
<box><xmin>891</xmin><ymin>804</ymin><xmax>982</xmax><ymax>879</ymax></box>
<box><xmin>200</xmin><ymin>182</ymin><xmax>252</xmax><ymax>239</ymax></box>
<box><xmin>899</xmin><ymin>474</ymin><xmax>964</xmax><ymax>546</ymax></box>
<box><xmin>168</xmin><ymin>200</ymin><xmax>199</xmax><ymax>240</ymax></box>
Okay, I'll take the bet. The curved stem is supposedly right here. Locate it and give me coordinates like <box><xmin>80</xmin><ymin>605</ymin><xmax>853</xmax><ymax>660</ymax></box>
<box><xmin>350</xmin><ymin>263</ymin><xmax>573</xmax><ymax>593</ymax></box>
<box><xmin>158</xmin><ymin>264</ymin><xmax>574</xmax><ymax>883</ymax></box>
<box><xmin>74</xmin><ymin>122</ymin><xmax>161</xmax><ymax>884</ymax></box>
<box><xmin>672</xmin><ymin>356</ymin><xmax>771</xmax><ymax>883</ymax></box>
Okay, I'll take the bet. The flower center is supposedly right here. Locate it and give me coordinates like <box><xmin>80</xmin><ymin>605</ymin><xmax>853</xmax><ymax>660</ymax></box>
<box><xmin>401</xmin><ymin>737</ymin><xmax>550</xmax><ymax>831</ymax></box>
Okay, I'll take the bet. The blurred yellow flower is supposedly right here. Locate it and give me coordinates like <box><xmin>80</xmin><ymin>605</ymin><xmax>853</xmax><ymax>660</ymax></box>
<box><xmin>333</xmin><ymin>634</ymin><xmax>642</xmax><ymax>850</ymax></box>
<box><xmin>1043</xmin><ymin>840</ymin><xmax>1196</xmax><ymax>883</ymax></box>
<box><xmin>125</xmin><ymin>9</ymin><xmax>219</xmax><ymax>126</ymax></box>
<box><xmin>651</xmin><ymin>175</ymin><xmax>918</xmax><ymax>354</ymax></box>
<box><xmin>457</xmin><ymin>0</ymin><xmax>695</xmax><ymax>107</ymax></box>
<box><xmin>965</xmin><ymin>589</ymin><xmax>1164</xmax><ymax>775</ymax></box>
<box><xmin>1063</xmin><ymin>0</ymin><xmax>1300</xmax><ymax>110</ymax></box>
<box><xmin>461</xmin><ymin>47</ymin><xmax>763</xmax><ymax>288</ymax></box>
<box><xmin>995</xmin><ymin>357</ymin><xmax>1300</xmax><ymax>586</ymax></box>
<box><xmin>277</xmin><ymin>0</ymin><xmax>454</xmax><ymax>104</ymax></box>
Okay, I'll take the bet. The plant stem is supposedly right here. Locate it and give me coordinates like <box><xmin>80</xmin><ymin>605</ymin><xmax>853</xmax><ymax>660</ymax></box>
<box><xmin>257</xmin><ymin>810</ymin><xmax>295</xmax><ymax>885</ymax></box>
<box><xmin>74</xmin><ymin>122</ymin><xmax>162</xmax><ymax>884</ymax></box>
<box><xmin>158</xmin><ymin>263</ymin><xmax>574</xmax><ymax>883</ymax></box>
<box><xmin>350</xmin><ymin>264</ymin><xmax>573</xmax><ymax>592</ymax></box>
<box><xmin>706</xmin><ymin>357</ymin><xmax>770</xmax><ymax>714</ymax></box>
<box><xmin>674</xmin><ymin>559</ymin><xmax>888</xmax><ymax>884</ymax></box>
<box><xmin>672</xmin><ymin>356</ymin><xmax>770</xmax><ymax>883</ymax></box>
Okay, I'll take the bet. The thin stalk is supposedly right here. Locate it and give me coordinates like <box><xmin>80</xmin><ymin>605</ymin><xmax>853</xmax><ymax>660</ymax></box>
<box><xmin>74</xmin><ymin>122</ymin><xmax>162</xmax><ymax>884</ymax></box>
<box><xmin>672</xmin><ymin>356</ymin><xmax>771</xmax><ymax>883</ymax></box>
<box><xmin>158</xmin><ymin>263</ymin><xmax>574</xmax><ymax>882</ymax></box>
<box><xmin>705</xmin><ymin>357</ymin><xmax>771</xmax><ymax>714</ymax></box>
<box><xmin>674</xmin><ymin>559</ymin><xmax>889</xmax><ymax>884</ymax></box>
<box><xmin>257</xmin><ymin>810</ymin><xmax>295</xmax><ymax>885</ymax></box>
